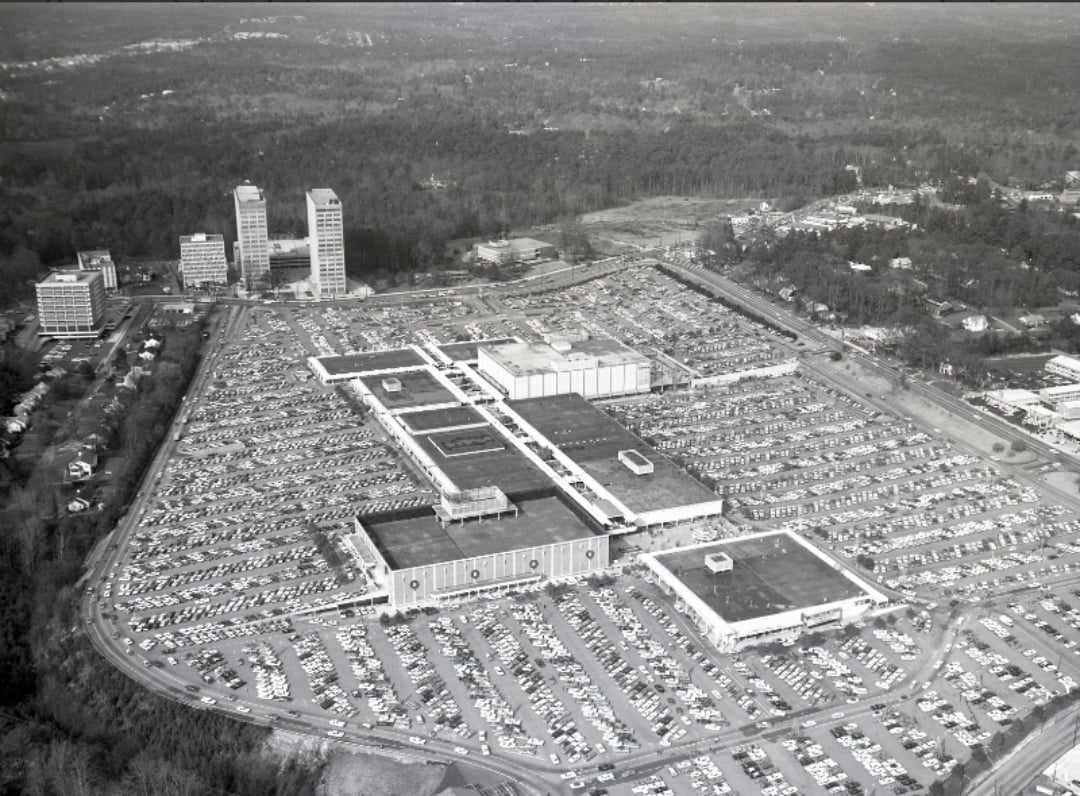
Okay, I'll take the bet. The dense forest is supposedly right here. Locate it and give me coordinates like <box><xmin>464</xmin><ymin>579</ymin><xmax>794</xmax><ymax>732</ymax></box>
<box><xmin>2</xmin><ymin>4</ymin><xmax>1080</xmax><ymax>306</ymax></box>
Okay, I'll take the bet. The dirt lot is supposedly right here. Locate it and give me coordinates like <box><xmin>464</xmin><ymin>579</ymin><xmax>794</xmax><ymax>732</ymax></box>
<box><xmin>578</xmin><ymin>195</ymin><xmax>768</xmax><ymax>250</ymax></box>
<box><xmin>317</xmin><ymin>750</ymin><xmax>446</xmax><ymax>796</ymax></box>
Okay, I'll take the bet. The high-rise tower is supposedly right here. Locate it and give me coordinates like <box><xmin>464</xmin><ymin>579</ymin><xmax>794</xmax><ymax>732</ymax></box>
<box><xmin>306</xmin><ymin>188</ymin><xmax>346</xmax><ymax>298</ymax></box>
<box><xmin>234</xmin><ymin>183</ymin><xmax>269</xmax><ymax>288</ymax></box>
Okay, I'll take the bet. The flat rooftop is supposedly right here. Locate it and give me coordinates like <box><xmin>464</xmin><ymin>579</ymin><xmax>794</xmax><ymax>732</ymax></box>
<box><xmin>438</xmin><ymin>337</ymin><xmax>517</xmax><ymax>363</ymax></box>
<box><xmin>399</xmin><ymin>405</ymin><xmax>486</xmax><ymax>434</ymax></box>
<box><xmin>234</xmin><ymin>184</ymin><xmax>264</xmax><ymax>202</ymax></box>
<box><xmin>415</xmin><ymin>425</ymin><xmax>551</xmax><ymax>494</ymax></box>
<box><xmin>653</xmin><ymin>532</ymin><xmax>866</xmax><ymax>624</ymax></box>
<box><xmin>316</xmin><ymin>348</ymin><xmax>425</xmax><ymax>376</ymax></box>
<box><xmin>508</xmin><ymin>394</ymin><xmax>717</xmax><ymax>514</ymax></box>
<box><xmin>365</xmin><ymin>494</ymin><xmax>596</xmax><ymax>569</ymax></box>
<box><xmin>358</xmin><ymin>369</ymin><xmax>455</xmax><ymax>410</ymax></box>
<box><xmin>483</xmin><ymin>338</ymin><xmax>649</xmax><ymax>377</ymax></box>
<box><xmin>39</xmin><ymin>270</ymin><xmax>100</xmax><ymax>286</ymax></box>
<box><xmin>308</xmin><ymin>188</ymin><xmax>340</xmax><ymax>206</ymax></box>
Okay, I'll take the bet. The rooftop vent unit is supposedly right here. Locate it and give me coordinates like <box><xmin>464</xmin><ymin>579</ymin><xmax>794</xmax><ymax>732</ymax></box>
<box><xmin>705</xmin><ymin>551</ymin><xmax>733</xmax><ymax>574</ymax></box>
<box><xmin>618</xmin><ymin>449</ymin><xmax>654</xmax><ymax>476</ymax></box>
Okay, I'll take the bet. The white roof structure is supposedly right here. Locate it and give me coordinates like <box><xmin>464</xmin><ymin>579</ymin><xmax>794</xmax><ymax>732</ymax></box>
<box><xmin>983</xmin><ymin>389</ymin><xmax>1041</xmax><ymax>409</ymax></box>
<box><xmin>962</xmin><ymin>315</ymin><xmax>989</xmax><ymax>332</ymax></box>
<box><xmin>1046</xmin><ymin>355</ymin><xmax>1080</xmax><ymax>378</ymax></box>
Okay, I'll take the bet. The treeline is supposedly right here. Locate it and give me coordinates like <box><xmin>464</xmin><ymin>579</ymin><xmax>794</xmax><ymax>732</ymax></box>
<box><xmin>0</xmin><ymin>108</ymin><xmax>861</xmax><ymax>297</ymax></box>
<box><xmin>0</xmin><ymin>315</ymin><xmax>324</xmax><ymax>795</ymax></box>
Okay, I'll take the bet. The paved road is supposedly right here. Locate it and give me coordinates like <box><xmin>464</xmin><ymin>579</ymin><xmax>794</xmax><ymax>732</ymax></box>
<box><xmin>78</xmin><ymin>302</ymin><xmax>558</xmax><ymax>794</ymax></box>
<box><xmin>966</xmin><ymin>702</ymin><xmax>1080</xmax><ymax>796</ymax></box>
<box><xmin>665</xmin><ymin>261</ymin><xmax>1080</xmax><ymax>471</ymax></box>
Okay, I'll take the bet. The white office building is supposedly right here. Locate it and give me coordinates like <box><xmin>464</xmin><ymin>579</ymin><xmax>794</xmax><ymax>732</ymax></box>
<box><xmin>306</xmin><ymin>188</ymin><xmax>347</xmax><ymax>298</ymax></box>
<box><xmin>234</xmin><ymin>183</ymin><xmax>269</xmax><ymax>287</ymax></box>
<box><xmin>36</xmin><ymin>270</ymin><xmax>106</xmax><ymax>339</ymax></box>
<box><xmin>76</xmin><ymin>249</ymin><xmax>118</xmax><ymax>291</ymax></box>
<box><xmin>179</xmin><ymin>233</ymin><xmax>228</xmax><ymax>288</ymax></box>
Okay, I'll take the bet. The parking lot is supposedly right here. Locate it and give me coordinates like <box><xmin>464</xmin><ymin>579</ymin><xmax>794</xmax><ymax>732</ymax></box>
<box><xmin>89</xmin><ymin>265</ymin><xmax>1080</xmax><ymax>794</ymax></box>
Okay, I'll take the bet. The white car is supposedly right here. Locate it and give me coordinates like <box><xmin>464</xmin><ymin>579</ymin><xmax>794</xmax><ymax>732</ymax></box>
<box><xmin>453</xmin><ymin>746</ymin><xmax>469</xmax><ymax>756</ymax></box>
<box><xmin>327</xmin><ymin>730</ymin><xmax>344</xmax><ymax>739</ymax></box>
<box><xmin>235</xmin><ymin>705</ymin><xmax>251</xmax><ymax>714</ymax></box>
<box><xmin>329</xmin><ymin>719</ymin><xmax>346</xmax><ymax>728</ymax></box>
<box><xmin>408</xmin><ymin>736</ymin><xmax>427</xmax><ymax>745</ymax></box>
<box><xmin>200</xmin><ymin>696</ymin><xmax>217</xmax><ymax>706</ymax></box>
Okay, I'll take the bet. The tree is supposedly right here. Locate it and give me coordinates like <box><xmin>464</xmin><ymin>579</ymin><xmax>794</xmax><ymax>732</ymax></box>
<box><xmin>695</xmin><ymin>219</ymin><xmax>736</xmax><ymax>267</ymax></box>
<box><xmin>559</xmin><ymin>216</ymin><xmax>594</xmax><ymax>264</ymax></box>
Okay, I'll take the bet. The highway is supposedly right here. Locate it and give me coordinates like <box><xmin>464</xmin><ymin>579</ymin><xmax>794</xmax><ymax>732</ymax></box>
<box><xmin>966</xmin><ymin>702</ymin><xmax>1080</xmax><ymax>796</ymax></box>
<box><xmin>664</xmin><ymin>261</ymin><xmax>1080</xmax><ymax>470</ymax></box>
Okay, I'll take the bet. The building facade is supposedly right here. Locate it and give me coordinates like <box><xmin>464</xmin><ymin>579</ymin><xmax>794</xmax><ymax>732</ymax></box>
<box><xmin>178</xmin><ymin>233</ymin><xmax>228</xmax><ymax>288</ymax></box>
<box><xmin>353</xmin><ymin>518</ymin><xmax>610</xmax><ymax>608</ymax></box>
<box><xmin>306</xmin><ymin>188</ymin><xmax>347</xmax><ymax>298</ymax></box>
<box><xmin>475</xmin><ymin>237</ymin><xmax>557</xmax><ymax>266</ymax></box>
<box><xmin>233</xmin><ymin>184</ymin><xmax>270</xmax><ymax>287</ymax></box>
<box><xmin>76</xmin><ymin>249</ymin><xmax>118</xmax><ymax>291</ymax></box>
<box><xmin>477</xmin><ymin>339</ymin><xmax>652</xmax><ymax>400</ymax></box>
<box><xmin>36</xmin><ymin>270</ymin><xmax>106</xmax><ymax>339</ymax></box>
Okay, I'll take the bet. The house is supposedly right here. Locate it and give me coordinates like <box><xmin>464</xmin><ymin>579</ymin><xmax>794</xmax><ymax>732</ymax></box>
<box><xmin>926</xmin><ymin>299</ymin><xmax>952</xmax><ymax>317</ymax></box>
<box><xmin>1018</xmin><ymin>313</ymin><xmax>1047</xmax><ymax>329</ymax></box>
<box><xmin>67</xmin><ymin>497</ymin><xmax>91</xmax><ymax>513</ymax></box>
<box><xmin>67</xmin><ymin>448</ymin><xmax>98</xmax><ymax>482</ymax></box>
<box><xmin>962</xmin><ymin>314</ymin><xmax>989</xmax><ymax>333</ymax></box>
<box><xmin>778</xmin><ymin>285</ymin><xmax>798</xmax><ymax>302</ymax></box>
<box><xmin>849</xmin><ymin>261</ymin><xmax>872</xmax><ymax>272</ymax></box>
<box><xmin>889</xmin><ymin>257</ymin><xmax>913</xmax><ymax>270</ymax></box>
